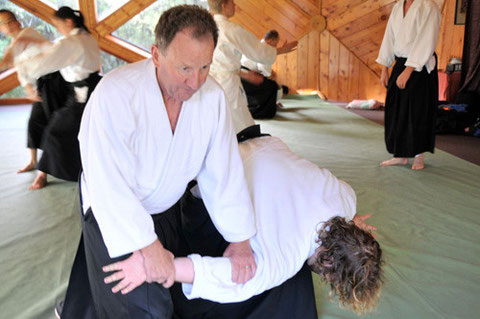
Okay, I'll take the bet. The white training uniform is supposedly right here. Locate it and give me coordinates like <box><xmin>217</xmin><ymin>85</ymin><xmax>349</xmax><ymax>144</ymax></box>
<box><xmin>240</xmin><ymin>39</ymin><xmax>273</xmax><ymax>77</ymax></box>
<box><xmin>16</xmin><ymin>28</ymin><xmax>101</xmax><ymax>102</ymax></box>
<box><xmin>210</xmin><ymin>14</ymin><xmax>277</xmax><ymax>133</ymax></box>
<box><xmin>183</xmin><ymin>136</ymin><xmax>356</xmax><ymax>303</ymax></box>
<box><xmin>6</xmin><ymin>27</ymin><xmax>50</xmax><ymax>83</ymax></box>
<box><xmin>78</xmin><ymin>59</ymin><xmax>256</xmax><ymax>258</ymax></box>
<box><xmin>376</xmin><ymin>0</ymin><xmax>442</xmax><ymax>73</ymax></box>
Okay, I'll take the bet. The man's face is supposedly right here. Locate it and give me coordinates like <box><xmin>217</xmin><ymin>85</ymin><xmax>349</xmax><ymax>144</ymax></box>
<box><xmin>152</xmin><ymin>29</ymin><xmax>215</xmax><ymax>102</ymax></box>
<box><xmin>223</xmin><ymin>0</ymin><xmax>236</xmax><ymax>18</ymax></box>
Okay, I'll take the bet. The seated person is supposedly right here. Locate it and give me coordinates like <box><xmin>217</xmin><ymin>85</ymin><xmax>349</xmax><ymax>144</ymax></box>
<box><xmin>240</xmin><ymin>30</ymin><xmax>286</xmax><ymax>119</ymax></box>
<box><xmin>104</xmin><ymin>126</ymin><xmax>384</xmax><ymax>317</ymax></box>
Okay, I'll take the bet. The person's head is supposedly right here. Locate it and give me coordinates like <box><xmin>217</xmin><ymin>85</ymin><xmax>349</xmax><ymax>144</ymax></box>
<box><xmin>208</xmin><ymin>0</ymin><xmax>235</xmax><ymax>17</ymax></box>
<box><xmin>263</xmin><ymin>30</ymin><xmax>279</xmax><ymax>47</ymax></box>
<box><xmin>52</xmin><ymin>6</ymin><xmax>89</xmax><ymax>36</ymax></box>
<box><xmin>151</xmin><ymin>5</ymin><xmax>218</xmax><ymax>102</ymax></box>
<box><xmin>308</xmin><ymin>216</ymin><xmax>383</xmax><ymax>315</ymax></box>
<box><xmin>0</xmin><ymin>10</ymin><xmax>21</xmax><ymax>37</ymax></box>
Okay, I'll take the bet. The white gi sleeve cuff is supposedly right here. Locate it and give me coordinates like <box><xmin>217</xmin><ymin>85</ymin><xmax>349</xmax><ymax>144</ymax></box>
<box><xmin>182</xmin><ymin>254</ymin><xmax>203</xmax><ymax>300</ymax></box>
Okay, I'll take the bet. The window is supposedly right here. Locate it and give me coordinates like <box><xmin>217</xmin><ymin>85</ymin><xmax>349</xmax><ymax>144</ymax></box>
<box><xmin>96</xmin><ymin>0</ymin><xmax>129</xmax><ymax>20</ymax></box>
<box><xmin>112</xmin><ymin>0</ymin><xmax>209</xmax><ymax>51</ymax></box>
<box><xmin>101</xmin><ymin>51</ymin><xmax>127</xmax><ymax>74</ymax></box>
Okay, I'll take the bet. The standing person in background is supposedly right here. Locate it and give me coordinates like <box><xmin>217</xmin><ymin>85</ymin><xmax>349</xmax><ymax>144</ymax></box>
<box><xmin>208</xmin><ymin>0</ymin><xmax>297</xmax><ymax>133</ymax></box>
<box><xmin>0</xmin><ymin>10</ymin><xmax>59</xmax><ymax>174</ymax></box>
<box><xmin>376</xmin><ymin>0</ymin><xmax>441</xmax><ymax>170</ymax></box>
<box><xmin>15</xmin><ymin>6</ymin><xmax>101</xmax><ymax>189</ymax></box>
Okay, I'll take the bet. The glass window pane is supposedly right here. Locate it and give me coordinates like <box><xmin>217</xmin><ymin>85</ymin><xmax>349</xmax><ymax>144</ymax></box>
<box><xmin>42</xmin><ymin>0</ymin><xmax>79</xmax><ymax>10</ymax></box>
<box><xmin>1</xmin><ymin>85</ymin><xmax>26</xmax><ymax>98</ymax></box>
<box><xmin>112</xmin><ymin>0</ymin><xmax>209</xmax><ymax>51</ymax></box>
<box><xmin>96</xmin><ymin>0</ymin><xmax>129</xmax><ymax>20</ymax></box>
<box><xmin>100</xmin><ymin>51</ymin><xmax>127</xmax><ymax>74</ymax></box>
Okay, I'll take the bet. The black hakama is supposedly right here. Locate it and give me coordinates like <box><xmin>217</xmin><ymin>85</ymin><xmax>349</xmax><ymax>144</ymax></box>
<box><xmin>27</xmin><ymin>72</ymin><xmax>72</xmax><ymax>149</ymax></box>
<box><xmin>37</xmin><ymin>72</ymin><xmax>101</xmax><ymax>181</ymax></box>
<box><xmin>384</xmin><ymin>56</ymin><xmax>438</xmax><ymax>157</ymax></box>
<box><xmin>241</xmin><ymin>76</ymin><xmax>278</xmax><ymax>119</ymax></box>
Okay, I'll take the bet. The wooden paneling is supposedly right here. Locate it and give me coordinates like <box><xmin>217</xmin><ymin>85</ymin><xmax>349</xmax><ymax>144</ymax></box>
<box><xmin>436</xmin><ymin>0</ymin><xmax>465</xmax><ymax>71</ymax></box>
<box><xmin>273</xmin><ymin>30</ymin><xmax>385</xmax><ymax>102</ymax></box>
<box><xmin>0</xmin><ymin>69</ymin><xmax>20</xmax><ymax>96</ymax></box>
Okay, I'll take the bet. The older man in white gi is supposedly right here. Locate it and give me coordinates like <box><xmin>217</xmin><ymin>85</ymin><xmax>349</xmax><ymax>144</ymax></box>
<box><xmin>207</xmin><ymin>0</ymin><xmax>297</xmax><ymax>133</ymax></box>
<box><xmin>59</xmin><ymin>5</ymin><xmax>257</xmax><ymax>319</ymax></box>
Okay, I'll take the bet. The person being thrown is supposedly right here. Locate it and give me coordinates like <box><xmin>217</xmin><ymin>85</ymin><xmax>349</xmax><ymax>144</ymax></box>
<box><xmin>104</xmin><ymin>127</ymin><xmax>384</xmax><ymax>316</ymax></box>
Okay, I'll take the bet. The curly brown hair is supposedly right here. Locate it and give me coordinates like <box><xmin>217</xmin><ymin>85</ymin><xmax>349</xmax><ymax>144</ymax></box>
<box><xmin>310</xmin><ymin>216</ymin><xmax>383</xmax><ymax>314</ymax></box>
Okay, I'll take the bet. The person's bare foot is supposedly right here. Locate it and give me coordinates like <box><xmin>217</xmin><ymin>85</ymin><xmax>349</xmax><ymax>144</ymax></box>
<box><xmin>17</xmin><ymin>162</ymin><xmax>36</xmax><ymax>173</ymax></box>
<box><xmin>29</xmin><ymin>172</ymin><xmax>47</xmax><ymax>190</ymax></box>
<box><xmin>380</xmin><ymin>157</ymin><xmax>409</xmax><ymax>166</ymax></box>
<box><xmin>412</xmin><ymin>154</ymin><xmax>424</xmax><ymax>170</ymax></box>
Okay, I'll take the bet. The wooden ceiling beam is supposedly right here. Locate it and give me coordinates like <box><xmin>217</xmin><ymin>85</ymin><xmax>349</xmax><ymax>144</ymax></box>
<box><xmin>327</xmin><ymin>0</ymin><xmax>394</xmax><ymax>31</ymax></box>
<box><xmin>79</xmin><ymin>0</ymin><xmax>98</xmax><ymax>32</ymax></box>
<box><xmin>0</xmin><ymin>69</ymin><xmax>20</xmax><ymax>95</ymax></box>
<box><xmin>98</xmin><ymin>35</ymin><xmax>150</xmax><ymax>63</ymax></box>
<box><xmin>95</xmin><ymin>0</ymin><xmax>156</xmax><ymax>37</ymax></box>
<box><xmin>10</xmin><ymin>0</ymin><xmax>56</xmax><ymax>24</ymax></box>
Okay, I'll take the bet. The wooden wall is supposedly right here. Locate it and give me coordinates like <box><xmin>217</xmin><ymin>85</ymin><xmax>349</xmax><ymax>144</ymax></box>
<box><xmin>272</xmin><ymin>0</ymin><xmax>465</xmax><ymax>103</ymax></box>
<box><xmin>273</xmin><ymin>29</ymin><xmax>385</xmax><ymax>102</ymax></box>
<box><xmin>436</xmin><ymin>0</ymin><xmax>465</xmax><ymax>71</ymax></box>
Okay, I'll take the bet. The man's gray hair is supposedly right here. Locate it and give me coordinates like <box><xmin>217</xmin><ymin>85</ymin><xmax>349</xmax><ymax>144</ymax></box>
<box><xmin>154</xmin><ymin>5</ymin><xmax>218</xmax><ymax>52</ymax></box>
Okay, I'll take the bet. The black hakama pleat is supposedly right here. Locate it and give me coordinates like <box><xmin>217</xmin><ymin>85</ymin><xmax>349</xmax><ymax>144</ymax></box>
<box><xmin>384</xmin><ymin>56</ymin><xmax>438</xmax><ymax>157</ymax></box>
<box><xmin>27</xmin><ymin>72</ymin><xmax>71</xmax><ymax>149</ymax></box>
<box><xmin>37</xmin><ymin>72</ymin><xmax>101</xmax><ymax>181</ymax></box>
<box><xmin>241</xmin><ymin>77</ymin><xmax>278</xmax><ymax>119</ymax></box>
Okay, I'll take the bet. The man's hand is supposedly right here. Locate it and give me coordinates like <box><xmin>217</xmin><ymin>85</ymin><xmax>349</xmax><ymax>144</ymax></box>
<box><xmin>141</xmin><ymin>240</ymin><xmax>176</xmax><ymax>288</ymax></box>
<box><xmin>277</xmin><ymin>40</ymin><xmax>298</xmax><ymax>55</ymax></box>
<box><xmin>352</xmin><ymin>214</ymin><xmax>378</xmax><ymax>238</ymax></box>
<box><xmin>380</xmin><ymin>67</ymin><xmax>389</xmax><ymax>88</ymax></box>
<box><xmin>103</xmin><ymin>250</ymin><xmax>146</xmax><ymax>294</ymax></box>
<box><xmin>223</xmin><ymin>240</ymin><xmax>256</xmax><ymax>284</ymax></box>
<box><xmin>396</xmin><ymin>67</ymin><xmax>414</xmax><ymax>89</ymax></box>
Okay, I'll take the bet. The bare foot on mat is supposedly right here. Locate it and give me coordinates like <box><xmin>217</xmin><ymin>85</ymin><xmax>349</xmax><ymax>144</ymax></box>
<box><xmin>380</xmin><ymin>157</ymin><xmax>409</xmax><ymax>166</ymax></box>
<box><xmin>29</xmin><ymin>172</ymin><xmax>47</xmax><ymax>190</ymax></box>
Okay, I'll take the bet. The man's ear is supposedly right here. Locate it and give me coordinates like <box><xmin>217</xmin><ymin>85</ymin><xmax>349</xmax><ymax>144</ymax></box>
<box><xmin>151</xmin><ymin>45</ymin><xmax>162</xmax><ymax>68</ymax></box>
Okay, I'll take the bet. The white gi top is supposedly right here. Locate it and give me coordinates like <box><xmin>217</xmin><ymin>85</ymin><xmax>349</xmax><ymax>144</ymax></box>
<box><xmin>241</xmin><ymin>39</ymin><xmax>273</xmax><ymax>77</ymax></box>
<box><xmin>376</xmin><ymin>0</ymin><xmax>441</xmax><ymax>73</ymax></box>
<box><xmin>16</xmin><ymin>28</ymin><xmax>101</xmax><ymax>102</ymax></box>
<box><xmin>210</xmin><ymin>14</ymin><xmax>277</xmax><ymax>133</ymax></box>
<box><xmin>241</xmin><ymin>56</ymin><xmax>272</xmax><ymax>77</ymax></box>
<box><xmin>8</xmin><ymin>27</ymin><xmax>49</xmax><ymax>66</ymax></box>
<box><xmin>183</xmin><ymin>136</ymin><xmax>356</xmax><ymax>303</ymax></box>
<box><xmin>78</xmin><ymin>59</ymin><xmax>256</xmax><ymax>258</ymax></box>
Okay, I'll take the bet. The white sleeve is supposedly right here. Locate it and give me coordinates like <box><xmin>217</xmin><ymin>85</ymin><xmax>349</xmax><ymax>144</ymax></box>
<box><xmin>405</xmin><ymin>4</ymin><xmax>442</xmax><ymax>71</ymax></box>
<box><xmin>15</xmin><ymin>36</ymin><xmax>84</xmax><ymax>84</ymax></box>
<box><xmin>79</xmin><ymin>79</ymin><xmax>157</xmax><ymax>258</ymax></box>
<box><xmin>229</xmin><ymin>24</ymin><xmax>277</xmax><ymax>66</ymax></box>
<box><xmin>376</xmin><ymin>7</ymin><xmax>396</xmax><ymax>68</ymax></box>
<box><xmin>182</xmin><ymin>254</ymin><xmax>255</xmax><ymax>303</ymax></box>
<box><xmin>196</xmin><ymin>90</ymin><xmax>256</xmax><ymax>243</ymax></box>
